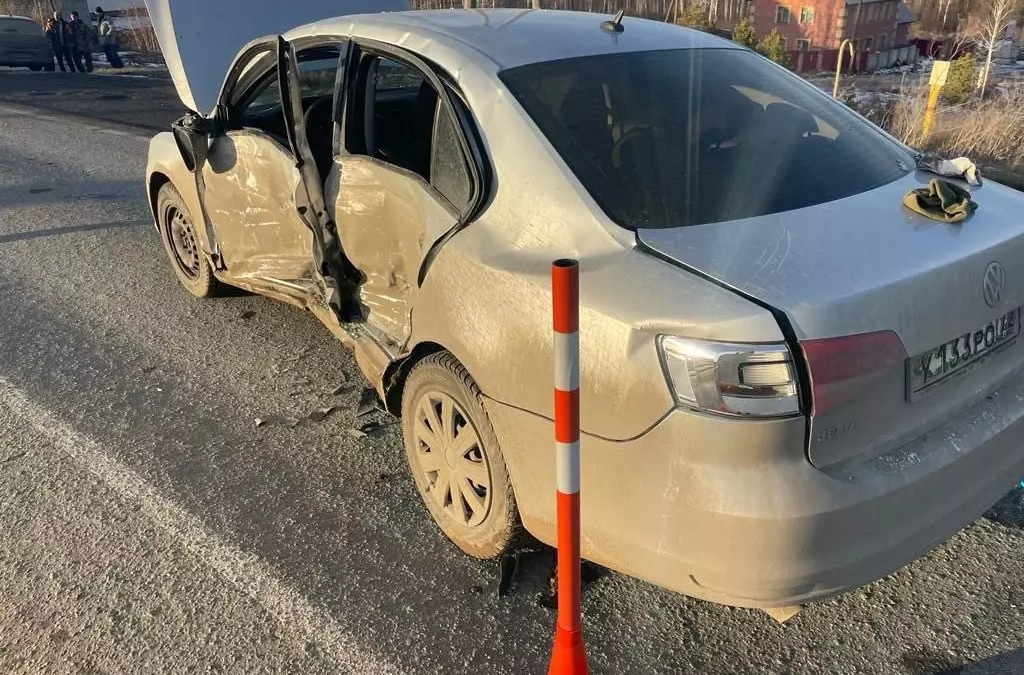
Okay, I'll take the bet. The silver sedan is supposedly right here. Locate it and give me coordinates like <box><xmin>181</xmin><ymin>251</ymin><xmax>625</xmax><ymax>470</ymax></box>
<box><xmin>142</xmin><ymin>2</ymin><xmax>1024</xmax><ymax>610</ymax></box>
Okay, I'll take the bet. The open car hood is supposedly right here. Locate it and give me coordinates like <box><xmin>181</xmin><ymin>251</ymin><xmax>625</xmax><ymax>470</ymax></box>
<box><xmin>144</xmin><ymin>0</ymin><xmax>410</xmax><ymax>115</ymax></box>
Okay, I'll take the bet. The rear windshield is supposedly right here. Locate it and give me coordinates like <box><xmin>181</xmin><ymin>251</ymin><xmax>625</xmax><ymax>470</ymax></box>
<box><xmin>500</xmin><ymin>48</ymin><xmax>914</xmax><ymax>230</ymax></box>
<box><xmin>0</xmin><ymin>18</ymin><xmax>41</xmax><ymax>36</ymax></box>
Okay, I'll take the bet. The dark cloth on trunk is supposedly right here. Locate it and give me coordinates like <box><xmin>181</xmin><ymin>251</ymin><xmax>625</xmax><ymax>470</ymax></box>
<box><xmin>903</xmin><ymin>179</ymin><xmax>978</xmax><ymax>223</ymax></box>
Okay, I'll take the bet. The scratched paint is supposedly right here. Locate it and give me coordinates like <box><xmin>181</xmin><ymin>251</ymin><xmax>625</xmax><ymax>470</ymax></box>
<box><xmin>202</xmin><ymin>132</ymin><xmax>315</xmax><ymax>282</ymax></box>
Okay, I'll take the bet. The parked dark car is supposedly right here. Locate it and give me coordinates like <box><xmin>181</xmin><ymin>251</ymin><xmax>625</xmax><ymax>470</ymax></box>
<box><xmin>0</xmin><ymin>15</ymin><xmax>52</xmax><ymax>70</ymax></box>
<box><xmin>0</xmin><ymin>15</ymin><xmax>53</xmax><ymax>71</ymax></box>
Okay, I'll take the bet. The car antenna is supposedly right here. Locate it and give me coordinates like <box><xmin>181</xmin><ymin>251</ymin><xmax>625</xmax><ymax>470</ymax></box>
<box><xmin>601</xmin><ymin>9</ymin><xmax>625</xmax><ymax>33</ymax></box>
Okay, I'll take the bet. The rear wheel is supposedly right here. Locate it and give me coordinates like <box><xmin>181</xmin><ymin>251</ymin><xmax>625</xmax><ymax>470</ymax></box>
<box><xmin>156</xmin><ymin>183</ymin><xmax>222</xmax><ymax>298</ymax></box>
<box><xmin>401</xmin><ymin>352</ymin><xmax>521</xmax><ymax>559</ymax></box>
<box><xmin>28</xmin><ymin>64</ymin><xmax>42</xmax><ymax>72</ymax></box>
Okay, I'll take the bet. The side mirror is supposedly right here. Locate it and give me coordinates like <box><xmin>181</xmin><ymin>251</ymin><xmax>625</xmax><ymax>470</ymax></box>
<box><xmin>171</xmin><ymin>112</ymin><xmax>214</xmax><ymax>173</ymax></box>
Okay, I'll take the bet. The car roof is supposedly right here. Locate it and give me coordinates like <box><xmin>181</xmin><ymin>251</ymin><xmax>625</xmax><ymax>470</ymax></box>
<box><xmin>306</xmin><ymin>9</ymin><xmax>738</xmax><ymax>71</ymax></box>
<box><xmin>147</xmin><ymin>1</ymin><xmax>739</xmax><ymax>115</ymax></box>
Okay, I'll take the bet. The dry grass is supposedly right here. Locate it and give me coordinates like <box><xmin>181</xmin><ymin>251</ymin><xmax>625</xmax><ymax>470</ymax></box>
<box><xmin>860</xmin><ymin>83</ymin><xmax>1024</xmax><ymax>169</ymax></box>
<box><xmin>929</xmin><ymin>95</ymin><xmax>1024</xmax><ymax>166</ymax></box>
<box><xmin>879</xmin><ymin>84</ymin><xmax>932</xmax><ymax>147</ymax></box>
<box><xmin>116</xmin><ymin>23</ymin><xmax>161</xmax><ymax>56</ymax></box>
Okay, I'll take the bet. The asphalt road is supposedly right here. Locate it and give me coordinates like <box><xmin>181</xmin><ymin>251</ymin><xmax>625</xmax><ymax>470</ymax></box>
<box><xmin>1</xmin><ymin>71</ymin><xmax>1024</xmax><ymax>675</ymax></box>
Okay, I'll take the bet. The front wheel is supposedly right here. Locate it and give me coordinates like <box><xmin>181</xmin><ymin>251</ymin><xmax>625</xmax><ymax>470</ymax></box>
<box><xmin>156</xmin><ymin>183</ymin><xmax>222</xmax><ymax>298</ymax></box>
<box><xmin>401</xmin><ymin>352</ymin><xmax>521</xmax><ymax>559</ymax></box>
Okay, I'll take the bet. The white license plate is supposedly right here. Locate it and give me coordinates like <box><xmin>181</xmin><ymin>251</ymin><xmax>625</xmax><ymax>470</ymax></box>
<box><xmin>907</xmin><ymin>307</ymin><xmax>1021</xmax><ymax>400</ymax></box>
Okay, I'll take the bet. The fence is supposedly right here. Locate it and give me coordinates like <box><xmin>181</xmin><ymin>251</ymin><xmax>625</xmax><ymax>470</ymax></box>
<box><xmin>787</xmin><ymin>44</ymin><xmax>920</xmax><ymax>74</ymax></box>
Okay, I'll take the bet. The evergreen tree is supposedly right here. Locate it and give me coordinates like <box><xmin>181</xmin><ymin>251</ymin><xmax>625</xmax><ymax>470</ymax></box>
<box><xmin>731</xmin><ymin>16</ymin><xmax>757</xmax><ymax>49</ymax></box>
<box><xmin>943</xmin><ymin>54</ymin><xmax>976</xmax><ymax>104</ymax></box>
<box><xmin>677</xmin><ymin>0</ymin><xmax>715</xmax><ymax>32</ymax></box>
<box><xmin>757</xmin><ymin>28</ymin><xmax>789</xmax><ymax>67</ymax></box>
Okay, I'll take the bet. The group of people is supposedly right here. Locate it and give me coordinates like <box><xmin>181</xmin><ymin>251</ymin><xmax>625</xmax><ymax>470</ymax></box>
<box><xmin>44</xmin><ymin>6</ymin><xmax>123</xmax><ymax>74</ymax></box>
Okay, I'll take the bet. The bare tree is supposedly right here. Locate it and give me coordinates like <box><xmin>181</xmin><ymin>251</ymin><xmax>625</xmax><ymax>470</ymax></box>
<box><xmin>973</xmin><ymin>0</ymin><xmax>1021</xmax><ymax>96</ymax></box>
<box><xmin>0</xmin><ymin>0</ymin><xmax>52</xmax><ymax>22</ymax></box>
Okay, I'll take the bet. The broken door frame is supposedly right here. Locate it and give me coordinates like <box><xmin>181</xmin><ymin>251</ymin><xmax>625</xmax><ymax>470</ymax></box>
<box><xmin>333</xmin><ymin>39</ymin><xmax>491</xmax><ymax>340</ymax></box>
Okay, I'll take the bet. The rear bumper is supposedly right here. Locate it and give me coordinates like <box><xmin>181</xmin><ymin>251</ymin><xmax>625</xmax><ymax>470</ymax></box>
<box><xmin>0</xmin><ymin>50</ymin><xmax>52</xmax><ymax>66</ymax></box>
<box><xmin>487</xmin><ymin>368</ymin><xmax>1024</xmax><ymax>608</ymax></box>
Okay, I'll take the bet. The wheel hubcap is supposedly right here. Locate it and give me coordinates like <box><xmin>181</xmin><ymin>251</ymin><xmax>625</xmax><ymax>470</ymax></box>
<box><xmin>165</xmin><ymin>205</ymin><xmax>201</xmax><ymax>280</ymax></box>
<box><xmin>412</xmin><ymin>392</ymin><xmax>491</xmax><ymax>527</ymax></box>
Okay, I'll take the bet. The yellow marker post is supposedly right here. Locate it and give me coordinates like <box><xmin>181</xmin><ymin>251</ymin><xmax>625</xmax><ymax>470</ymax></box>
<box><xmin>923</xmin><ymin>60</ymin><xmax>949</xmax><ymax>139</ymax></box>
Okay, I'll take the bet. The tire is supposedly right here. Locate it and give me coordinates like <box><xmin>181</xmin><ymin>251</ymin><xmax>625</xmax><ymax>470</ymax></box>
<box><xmin>156</xmin><ymin>183</ymin><xmax>222</xmax><ymax>298</ymax></box>
<box><xmin>401</xmin><ymin>352</ymin><xmax>521</xmax><ymax>559</ymax></box>
<box><xmin>29</xmin><ymin>64</ymin><xmax>42</xmax><ymax>72</ymax></box>
<box><xmin>43</xmin><ymin>62</ymin><xmax>55</xmax><ymax>72</ymax></box>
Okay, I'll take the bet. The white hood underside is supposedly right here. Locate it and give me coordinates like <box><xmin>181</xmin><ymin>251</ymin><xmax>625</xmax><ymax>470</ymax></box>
<box><xmin>144</xmin><ymin>0</ymin><xmax>409</xmax><ymax>115</ymax></box>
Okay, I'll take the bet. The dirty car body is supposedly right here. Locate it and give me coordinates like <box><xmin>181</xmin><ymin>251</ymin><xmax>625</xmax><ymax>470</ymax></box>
<box><xmin>143</xmin><ymin>4</ymin><xmax>1024</xmax><ymax>609</ymax></box>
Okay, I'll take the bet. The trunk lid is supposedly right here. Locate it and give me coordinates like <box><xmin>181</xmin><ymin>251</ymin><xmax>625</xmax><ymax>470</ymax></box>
<box><xmin>142</xmin><ymin>0</ymin><xmax>409</xmax><ymax>115</ymax></box>
<box><xmin>638</xmin><ymin>173</ymin><xmax>1024</xmax><ymax>468</ymax></box>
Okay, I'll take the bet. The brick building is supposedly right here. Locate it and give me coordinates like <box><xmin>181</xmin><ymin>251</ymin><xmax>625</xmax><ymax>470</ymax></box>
<box><xmin>750</xmin><ymin>0</ymin><xmax>914</xmax><ymax>51</ymax></box>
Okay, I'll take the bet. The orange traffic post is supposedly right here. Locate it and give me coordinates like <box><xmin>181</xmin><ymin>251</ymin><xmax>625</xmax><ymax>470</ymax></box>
<box><xmin>548</xmin><ymin>259</ymin><xmax>589</xmax><ymax>675</ymax></box>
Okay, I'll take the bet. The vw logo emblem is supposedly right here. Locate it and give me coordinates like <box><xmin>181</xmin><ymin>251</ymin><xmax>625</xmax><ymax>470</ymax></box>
<box><xmin>983</xmin><ymin>262</ymin><xmax>1005</xmax><ymax>309</ymax></box>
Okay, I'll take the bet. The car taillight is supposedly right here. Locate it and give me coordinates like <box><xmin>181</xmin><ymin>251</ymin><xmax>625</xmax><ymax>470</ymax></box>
<box><xmin>658</xmin><ymin>337</ymin><xmax>800</xmax><ymax>418</ymax></box>
<box><xmin>800</xmin><ymin>331</ymin><xmax>907</xmax><ymax>416</ymax></box>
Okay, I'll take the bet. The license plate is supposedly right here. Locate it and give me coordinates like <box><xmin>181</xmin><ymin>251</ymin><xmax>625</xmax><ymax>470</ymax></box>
<box><xmin>907</xmin><ymin>307</ymin><xmax>1021</xmax><ymax>400</ymax></box>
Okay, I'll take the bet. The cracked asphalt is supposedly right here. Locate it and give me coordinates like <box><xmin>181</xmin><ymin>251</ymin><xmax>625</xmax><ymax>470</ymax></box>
<box><xmin>1</xmin><ymin>71</ymin><xmax>1024</xmax><ymax>675</ymax></box>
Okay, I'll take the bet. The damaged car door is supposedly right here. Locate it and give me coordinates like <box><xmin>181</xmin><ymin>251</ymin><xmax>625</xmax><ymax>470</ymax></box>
<box><xmin>329</xmin><ymin>46</ymin><xmax>482</xmax><ymax>350</ymax></box>
<box><xmin>199</xmin><ymin>40</ymin><xmax>340</xmax><ymax>294</ymax></box>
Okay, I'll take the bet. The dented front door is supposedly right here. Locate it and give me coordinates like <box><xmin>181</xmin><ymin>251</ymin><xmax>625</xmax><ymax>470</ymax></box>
<box><xmin>200</xmin><ymin>40</ymin><xmax>317</xmax><ymax>288</ymax></box>
<box><xmin>202</xmin><ymin>134</ymin><xmax>317</xmax><ymax>285</ymax></box>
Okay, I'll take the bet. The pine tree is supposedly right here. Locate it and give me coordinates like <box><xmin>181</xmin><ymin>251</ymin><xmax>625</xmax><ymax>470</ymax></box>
<box><xmin>757</xmin><ymin>28</ymin><xmax>789</xmax><ymax>67</ymax></box>
<box><xmin>731</xmin><ymin>16</ymin><xmax>757</xmax><ymax>49</ymax></box>
<box><xmin>943</xmin><ymin>54</ymin><xmax>976</xmax><ymax>104</ymax></box>
<box><xmin>677</xmin><ymin>0</ymin><xmax>715</xmax><ymax>32</ymax></box>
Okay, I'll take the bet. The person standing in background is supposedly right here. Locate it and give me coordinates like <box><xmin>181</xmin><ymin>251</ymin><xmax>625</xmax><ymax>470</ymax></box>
<box><xmin>44</xmin><ymin>18</ymin><xmax>67</xmax><ymax>72</ymax></box>
<box><xmin>95</xmin><ymin>7</ymin><xmax>123</xmax><ymax>69</ymax></box>
<box><xmin>47</xmin><ymin>12</ymin><xmax>77</xmax><ymax>73</ymax></box>
<box><xmin>68</xmin><ymin>11</ymin><xmax>95</xmax><ymax>73</ymax></box>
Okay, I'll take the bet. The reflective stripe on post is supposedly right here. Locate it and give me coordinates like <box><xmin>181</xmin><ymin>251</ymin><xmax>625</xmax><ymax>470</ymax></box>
<box><xmin>548</xmin><ymin>259</ymin><xmax>590</xmax><ymax>675</ymax></box>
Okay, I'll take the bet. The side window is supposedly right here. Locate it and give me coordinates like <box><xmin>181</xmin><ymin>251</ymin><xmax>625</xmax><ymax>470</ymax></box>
<box><xmin>233</xmin><ymin>49</ymin><xmax>340</xmax><ymax>132</ymax></box>
<box><xmin>241</xmin><ymin>79</ymin><xmax>281</xmax><ymax>121</ymax></box>
<box><xmin>431</xmin><ymin>100</ymin><xmax>472</xmax><ymax>208</ymax></box>
<box><xmin>352</xmin><ymin>54</ymin><xmax>473</xmax><ymax>209</ymax></box>
<box><xmin>376</xmin><ymin>58</ymin><xmax>425</xmax><ymax>91</ymax></box>
<box><xmin>359</xmin><ymin>57</ymin><xmax>431</xmax><ymax>176</ymax></box>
